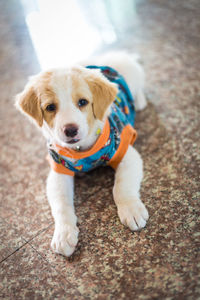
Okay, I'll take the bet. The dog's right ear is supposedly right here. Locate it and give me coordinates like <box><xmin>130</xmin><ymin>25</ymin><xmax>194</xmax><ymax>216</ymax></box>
<box><xmin>86</xmin><ymin>69</ymin><xmax>118</xmax><ymax>121</ymax></box>
<box><xmin>15</xmin><ymin>85</ymin><xmax>43</xmax><ymax>127</ymax></box>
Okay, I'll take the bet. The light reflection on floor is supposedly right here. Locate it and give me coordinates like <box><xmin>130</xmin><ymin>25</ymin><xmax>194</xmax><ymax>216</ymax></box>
<box><xmin>20</xmin><ymin>0</ymin><xmax>137</xmax><ymax>70</ymax></box>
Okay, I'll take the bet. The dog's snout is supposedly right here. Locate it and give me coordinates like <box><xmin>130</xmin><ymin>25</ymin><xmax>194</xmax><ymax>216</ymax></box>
<box><xmin>63</xmin><ymin>124</ymin><xmax>78</xmax><ymax>137</ymax></box>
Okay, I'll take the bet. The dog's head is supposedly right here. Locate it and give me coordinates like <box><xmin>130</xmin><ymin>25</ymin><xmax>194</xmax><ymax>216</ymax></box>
<box><xmin>15</xmin><ymin>66</ymin><xmax>118</xmax><ymax>147</ymax></box>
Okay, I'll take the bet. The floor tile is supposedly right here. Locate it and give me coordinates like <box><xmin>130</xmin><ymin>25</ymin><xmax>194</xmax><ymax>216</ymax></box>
<box><xmin>28</xmin><ymin>182</ymin><xmax>200</xmax><ymax>299</ymax></box>
<box><xmin>0</xmin><ymin>218</ymin><xmax>25</xmax><ymax>262</ymax></box>
<box><xmin>0</xmin><ymin>243</ymin><xmax>83</xmax><ymax>299</ymax></box>
<box><xmin>0</xmin><ymin>0</ymin><xmax>200</xmax><ymax>299</ymax></box>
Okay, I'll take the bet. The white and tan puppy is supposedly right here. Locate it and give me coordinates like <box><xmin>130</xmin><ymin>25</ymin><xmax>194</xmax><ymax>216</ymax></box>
<box><xmin>16</xmin><ymin>52</ymin><xmax>148</xmax><ymax>257</ymax></box>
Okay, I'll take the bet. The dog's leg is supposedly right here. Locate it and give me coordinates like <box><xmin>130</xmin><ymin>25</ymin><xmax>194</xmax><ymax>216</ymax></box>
<box><xmin>113</xmin><ymin>145</ymin><xmax>149</xmax><ymax>231</ymax></box>
<box><xmin>46</xmin><ymin>170</ymin><xmax>78</xmax><ymax>256</ymax></box>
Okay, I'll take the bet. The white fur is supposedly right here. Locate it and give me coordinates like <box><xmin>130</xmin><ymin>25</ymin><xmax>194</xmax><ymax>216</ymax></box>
<box><xmin>113</xmin><ymin>146</ymin><xmax>149</xmax><ymax>231</ymax></box>
<box><xmin>47</xmin><ymin>170</ymin><xmax>78</xmax><ymax>256</ymax></box>
<box><xmin>41</xmin><ymin>67</ymin><xmax>93</xmax><ymax>149</ymax></box>
<box><xmin>46</xmin><ymin>52</ymin><xmax>148</xmax><ymax>256</ymax></box>
<box><xmin>17</xmin><ymin>52</ymin><xmax>148</xmax><ymax>257</ymax></box>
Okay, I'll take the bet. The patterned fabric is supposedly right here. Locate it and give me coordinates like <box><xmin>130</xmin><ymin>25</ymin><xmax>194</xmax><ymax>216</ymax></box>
<box><xmin>47</xmin><ymin>66</ymin><xmax>137</xmax><ymax>176</ymax></box>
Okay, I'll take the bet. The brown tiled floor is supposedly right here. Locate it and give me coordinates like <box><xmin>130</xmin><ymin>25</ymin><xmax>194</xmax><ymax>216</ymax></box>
<box><xmin>0</xmin><ymin>0</ymin><xmax>200</xmax><ymax>299</ymax></box>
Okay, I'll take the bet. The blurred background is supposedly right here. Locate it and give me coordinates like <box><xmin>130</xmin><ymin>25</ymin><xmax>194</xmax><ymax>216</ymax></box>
<box><xmin>20</xmin><ymin>0</ymin><xmax>139</xmax><ymax>69</ymax></box>
<box><xmin>0</xmin><ymin>0</ymin><xmax>200</xmax><ymax>299</ymax></box>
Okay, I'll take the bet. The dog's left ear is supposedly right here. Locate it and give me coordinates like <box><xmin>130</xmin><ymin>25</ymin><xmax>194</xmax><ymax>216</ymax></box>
<box><xmin>86</xmin><ymin>70</ymin><xmax>118</xmax><ymax>120</ymax></box>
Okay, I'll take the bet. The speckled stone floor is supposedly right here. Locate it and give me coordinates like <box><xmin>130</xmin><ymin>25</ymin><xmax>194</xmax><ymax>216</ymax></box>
<box><xmin>0</xmin><ymin>0</ymin><xmax>199</xmax><ymax>299</ymax></box>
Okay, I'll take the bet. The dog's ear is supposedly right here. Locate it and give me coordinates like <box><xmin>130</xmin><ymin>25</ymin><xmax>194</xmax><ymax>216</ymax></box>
<box><xmin>15</xmin><ymin>85</ymin><xmax>43</xmax><ymax>127</ymax></box>
<box><xmin>87</xmin><ymin>71</ymin><xmax>118</xmax><ymax>120</ymax></box>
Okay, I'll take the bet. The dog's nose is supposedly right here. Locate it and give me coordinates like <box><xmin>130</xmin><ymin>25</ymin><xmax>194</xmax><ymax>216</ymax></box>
<box><xmin>63</xmin><ymin>124</ymin><xmax>78</xmax><ymax>138</ymax></box>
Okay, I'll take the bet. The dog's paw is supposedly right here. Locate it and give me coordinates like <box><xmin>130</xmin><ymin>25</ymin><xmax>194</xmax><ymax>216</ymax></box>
<box><xmin>117</xmin><ymin>198</ymin><xmax>149</xmax><ymax>231</ymax></box>
<box><xmin>51</xmin><ymin>224</ymin><xmax>79</xmax><ymax>257</ymax></box>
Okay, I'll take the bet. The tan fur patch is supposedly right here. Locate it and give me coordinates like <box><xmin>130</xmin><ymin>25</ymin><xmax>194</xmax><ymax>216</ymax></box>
<box><xmin>86</xmin><ymin>104</ymin><xmax>96</xmax><ymax>132</ymax></box>
<box><xmin>16</xmin><ymin>85</ymin><xmax>43</xmax><ymax>126</ymax></box>
<box><xmin>40</xmin><ymin>87</ymin><xmax>59</xmax><ymax>128</ymax></box>
<box><xmin>42</xmin><ymin>101</ymin><xmax>58</xmax><ymax>128</ymax></box>
<box><xmin>16</xmin><ymin>71</ymin><xmax>58</xmax><ymax>128</ymax></box>
<box><xmin>85</xmin><ymin>70</ymin><xmax>118</xmax><ymax>120</ymax></box>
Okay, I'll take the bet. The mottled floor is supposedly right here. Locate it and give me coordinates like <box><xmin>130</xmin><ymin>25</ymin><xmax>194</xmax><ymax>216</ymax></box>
<box><xmin>0</xmin><ymin>0</ymin><xmax>200</xmax><ymax>299</ymax></box>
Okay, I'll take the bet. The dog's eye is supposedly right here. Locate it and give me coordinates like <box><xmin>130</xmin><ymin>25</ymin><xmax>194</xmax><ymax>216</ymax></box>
<box><xmin>78</xmin><ymin>99</ymin><xmax>88</xmax><ymax>107</ymax></box>
<box><xmin>46</xmin><ymin>104</ymin><xmax>56</xmax><ymax>112</ymax></box>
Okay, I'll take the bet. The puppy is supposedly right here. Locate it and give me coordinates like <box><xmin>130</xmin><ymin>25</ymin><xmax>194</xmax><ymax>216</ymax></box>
<box><xmin>15</xmin><ymin>52</ymin><xmax>149</xmax><ymax>257</ymax></box>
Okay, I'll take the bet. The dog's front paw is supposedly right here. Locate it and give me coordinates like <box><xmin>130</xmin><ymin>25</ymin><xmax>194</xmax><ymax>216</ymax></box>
<box><xmin>51</xmin><ymin>224</ymin><xmax>79</xmax><ymax>257</ymax></box>
<box><xmin>117</xmin><ymin>198</ymin><xmax>149</xmax><ymax>231</ymax></box>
